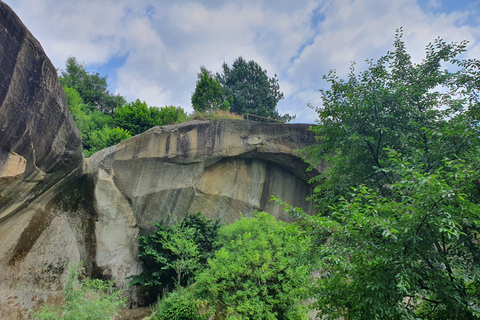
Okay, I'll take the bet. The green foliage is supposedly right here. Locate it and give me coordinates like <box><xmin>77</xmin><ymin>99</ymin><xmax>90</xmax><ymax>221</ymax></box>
<box><xmin>84</xmin><ymin>126</ymin><xmax>132</xmax><ymax>157</ymax></box>
<box><xmin>278</xmin><ymin>28</ymin><xmax>480</xmax><ymax>319</ymax></box>
<box><xmin>151</xmin><ymin>287</ymin><xmax>211</xmax><ymax>320</ymax></box>
<box><xmin>60</xmin><ymin>57</ymin><xmax>126</xmax><ymax>114</ymax></box>
<box><xmin>215</xmin><ymin>57</ymin><xmax>294</xmax><ymax>122</ymax></box>
<box><xmin>281</xmin><ymin>152</ymin><xmax>480</xmax><ymax>320</ymax></box>
<box><xmin>196</xmin><ymin>212</ymin><xmax>311</xmax><ymax>320</ymax></box>
<box><xmin>306</xmin><ymin>28</ymin><xmax>477</xmax><ymax>214</ymax></box>
<box><xmin>113</xmin><ymin>99</ymin><xmax>185</xmax><ymax>135</ymax></box>
<box><xmin>34</xmin><ymin>263</ymin><xmax>126</xmax><ymax>320</ymax></box>
<box><xmin>129</xmin><ymin>213</ymin><xmax>222</xmax><ymax>300</ymax></box>
<box><xmin>192</xmin><ymin>67</ymin><xmax>226</xmax><ymax>113</ymax></box>
<box><xmin>60</xmin><ymin>58</ymin><xmax>186</xmax><ymax>156</ymax></box>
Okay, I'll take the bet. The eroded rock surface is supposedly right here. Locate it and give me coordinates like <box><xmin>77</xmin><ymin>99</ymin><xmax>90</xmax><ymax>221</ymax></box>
<box><xmin>0</xmin><ymin>1</ymin><xmax>83</xmax><ymax>221</ymax></box>
<box><xmin>87</xmin><ymin>120</ymin><xmax>321</xmax><ymax>303</ymax></box>
<box><xmin>0</xmin><ymin>2</ymin><xmax>322</xmax><ymax>318</ymax></box>
<box><xmin>0</xmin><ymin>2</ymin><xmax>85</xmax><ymax>319</ymax></box>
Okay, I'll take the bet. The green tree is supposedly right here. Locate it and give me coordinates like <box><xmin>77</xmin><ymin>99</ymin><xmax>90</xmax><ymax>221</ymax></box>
<box><xmin>191</xmin><ymin>67</ymin><xmax>226</xmax><ymax>113</ymax></box>
<box><xmin>129</xmin><ymin>213</ymin><xmax>222</xmax><ymax>301</ymax></box>
<box><xmin>85</xmin><ymin>126</ymin><xmax>132</xmax><ymax>157</ymax></box>
<box><xmin>113</xmin><ymin>99</ymin><xmax>185</xmax><ymax>136</ymax></box>
<box><xmin>160</xmin><ymin>226</ymin><xmax>199</xmax><ymax>293</ymax></box>
<box><xmin>276</xmin><ymin>29</ymin><xmax>480</xmax><ymax>319</ymax></box>
<box><xmin>196</xmin><ymin>212</ymin><xmax>311</xmax><ymax>320</ymax></box>
<box><xmin>34</xmin><ymin>263</ymin><xmax>126</xmax><ymax>320</ymax></box>
<box><xmin>305</xmin><ymin>29</ymin><xmax>476</xmax><ymax>214</ymax></box>
<box><xmin>280</xmin><ymin>152</ymin><xmax>480</xmax><ymax>320</ymax></box>
<box><xmin>216</xmin><ymin>57</ymin><xmax>293</xmax><ymax>122</ymax></box>
<box><xmin>60</xmin><ymin>57</ymin><xmax>126</xmax><ymax>114</ymax></box>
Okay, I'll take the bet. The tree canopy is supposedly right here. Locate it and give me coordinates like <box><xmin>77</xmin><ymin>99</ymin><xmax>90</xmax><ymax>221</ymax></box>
<box><xmin>276</xmin><ymin>29</ymin><xmax>480</xmax><ymax>319</ymax></box>
<box><xmin>60</xmin><ymin>57</ymin><xmax>126</xmax><ymax>114</ymax></box>
<box><xmin>212</xmin><ymin>57</ymin><xmax>293</xmax><ymax>122</ymax></box>
<box><xmin>60</xmin><ymin>57</ymin><xmax>186</xmax><ymax>157</ymax></box>
<box><xmin>191</xmin><ymin>67</ymin><xmax>226</xmax><ymax>113</ymax></box>
<box><xmin>196</xmin><ymin>212</ymin><xmax>311</xmax><ymax>319</ymax></box>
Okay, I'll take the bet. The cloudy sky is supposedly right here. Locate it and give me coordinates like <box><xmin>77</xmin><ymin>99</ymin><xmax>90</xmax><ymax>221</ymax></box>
<box><xmin>5</xmin><ymin>0</ymin><xmax>480</xmax><ymax>123</ymax></box>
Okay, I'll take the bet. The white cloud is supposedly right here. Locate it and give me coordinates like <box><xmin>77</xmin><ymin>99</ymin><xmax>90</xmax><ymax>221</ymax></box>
<box><xmin>5</xmin><ymin>0</ymin><xmax>480</xmax><ymax>123</ymax></box>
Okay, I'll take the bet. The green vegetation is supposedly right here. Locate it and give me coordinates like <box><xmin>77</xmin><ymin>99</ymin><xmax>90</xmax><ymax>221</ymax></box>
<box><xmin>196</xmin><ymin>212</ymin><xmax>311</xmax><ymax>320</ymax></box>
<box><xmin>192</xmin><ymin>57</ymin><xmax>294</xmax><ymax>122</ymax></box>
<box><xmin>151</xmin><ymin>288</ymin><xmax>211</xmax><ymax>320</ymax></box>
<box><xmin>131</xmin><ymin>212</ymin><xmax>311</xmax><ymax>319</ymax></box>
<box><xmin>129</xmin><ymin>213</ymin><xmax>222</xmax><ymax>300</ymax></box>
<box><xmin>34</xmin><ymin>263</ymin><xmax>125</xmax><ymax>320</ymax></box>
<box><xmin>113</xmin><ymin>99</ymin><xmax>186</xmax><ymax>136</ymax></box>
<box><xmin>60</xmin><ymin>57</ymin><xmax>185</xmax><ymax>157</ymax></box>
<box><xmin>60</xmin><ymin>57</ymin><xmax>126</xmax><ymax>115</ymax></box>
<box><xmin>276</xmin><ymin>29</ymin><xmax>480</xmax><ymax>319</ymax></box>
<box><xmin>191</xmin><ymin>66</ymin><xmax>227</xmax><ymax>113</ymax></box>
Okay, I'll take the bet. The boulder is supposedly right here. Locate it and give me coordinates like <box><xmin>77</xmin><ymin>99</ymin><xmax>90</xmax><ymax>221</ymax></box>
<box><xmin>0</xmin><ymin>1</ymin><xmax>84</xmax><ymax>221</ymax></box>
<box><xmin>0</xmin><ymin>2</ymin><xmax>323</xmax><ymax>318</ymax></box>
<box><xmin>0</xmin><ymin>2</ymin><xmax>85</xmax><ymax>318</ymax></box>
<box><xmin>86</xmin><ymin>119</ymin><xmax>322</xmax><ymax>304</ymax></box>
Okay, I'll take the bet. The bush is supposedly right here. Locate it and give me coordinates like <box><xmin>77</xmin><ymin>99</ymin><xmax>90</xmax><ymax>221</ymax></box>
<box><xmin>34</xmin><ymin>263</ymin><xmax>126</xmax><ymax>320</ymax></box>
<box><xmin>113</xmin><ymin>99</ymin><xmax>185</xmax><ymax>135</ymax></box>
<box><xmin>151</xmin><ymin>287</ymin><xmax>211</xmax><ymax>320</ymax></box>
<box><xmin>129</xmin><ymin>212</ymin><xmax>222</xmax><ymax>301</ymax></box>
<box><xmin>196</xmin><ymin>212</ymin><xmax>311</xmax><ymax>320</ymax></box>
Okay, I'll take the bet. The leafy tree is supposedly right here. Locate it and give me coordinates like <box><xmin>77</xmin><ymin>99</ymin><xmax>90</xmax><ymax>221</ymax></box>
<box><xmin>216</xmin><ymin>57</ymin><xmax>293</xmax><ymax>122</ymax></box>
<box><xmin>60</xmin><ymin>57</ymin><xmax>126</xmax><ymax>114</ymax></box>
<box><xmin>34</xmin><ymin>263</ymin><xmax>126</xmax><ymax>320</ymax></box>
<box><xmin>305</xmin><ymin>28</ymin><xmax>476</xmax><ymax>214</ymax></box>
<box><xmin>191</xmin><ymin>67</ymin><xmax>226</xmax><ymax>113</ymax></box>
<box><xmin>196</xmin><ymin>212</ymin><xmax>311</xmax><ymax>320</ymax></box>
<box><xmin>113</xmin><ymin>99</ymin><xmax>185</xmax><ymax>136</ymax></box>
<box><xmin>129</xmin><ymin>213</ymin><xmax>222</xmax><ymax>301</ymax></box>
<box><xmin>85</xmin><ymin>126</ymin><xmax>132</xmax><ymax>157</ymax></box>
<box><xmin>280</xmin><ymin>152</ymin><xmax>480</xmax><ymax>320</ymax></box>
<box><xmin>275</xmin><ymin>29</ymin><xmax>480</xmax><ymax>319</ymax></box>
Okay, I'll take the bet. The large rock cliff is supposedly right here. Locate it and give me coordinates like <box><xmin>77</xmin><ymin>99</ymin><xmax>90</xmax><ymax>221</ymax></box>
<box><xmin>86</xmin><ymin>120</ymin><xmax>320</xmax><ymax>301</ymax></box>
<box><xmin>0</xmin><ymin>2</ymin><xmax>86</xmax><ymax>318</ymax></box>
<box><xmin>0</xmin><ymin>2</ymin><xmax>321</xmax><ymax>319</ymax></box>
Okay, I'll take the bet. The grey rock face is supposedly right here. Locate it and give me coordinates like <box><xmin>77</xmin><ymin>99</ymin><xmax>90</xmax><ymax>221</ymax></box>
<box><xmin>0</xmin><ymin>1</ymin><xmax>84</xmax><ymax>220</ymax></box>
<box><xmin>0</xmin><ymin>3</ymin><xmax>322</xmax><ymax>318</ymax></box>
<box><xmin>0</xmin><ymin>2</ymin><xmax>84</xmax><ymax>319</ymax></box>
<box><xmin>86</xmin><ymin>120</ymin><xmax>321</xmax><ymax>305</ymax></box>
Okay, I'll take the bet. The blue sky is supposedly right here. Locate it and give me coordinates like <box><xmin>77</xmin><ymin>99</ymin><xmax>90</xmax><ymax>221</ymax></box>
<box><xmin>5</xmin><ymin>0</ymin><xmax>480</xmax><ymax>123</ymax></box>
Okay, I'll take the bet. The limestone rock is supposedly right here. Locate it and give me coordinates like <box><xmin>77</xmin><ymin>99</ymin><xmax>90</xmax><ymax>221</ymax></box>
<box><xmin>87</xmin><ymin>119</ymin><xmax>322</xmax><ymax>304</ymax></box>
<box><xmin>0</xmin><ymin>2</ymin><xmax>84</xmax><ymax>318</ymax></box>
<box><xmin>0</xmin><ymin>2</ymin><xmax>323</xmax><ymax>318</ymax></box>
<box><xmin>0</xmin><ymin>1</ymin><xmax>84</xmax><ymax>221</ymax></box>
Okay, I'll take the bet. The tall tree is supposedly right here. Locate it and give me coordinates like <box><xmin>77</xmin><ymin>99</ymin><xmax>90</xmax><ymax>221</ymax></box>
<box><xmin>191</xmin><ymin>66</ymin><xmax>226</xmax><ymax>113</ymax></box>
<box><xmin>305</xmin><ymin>29</ymin><xmax>476</xmax><ymax>214</ymax></box>
<box><xmin>60</xmin><ymin>57</ymin><xmax>126</xmax><ymax>114</ymax></box>
<box><xmin>216</xmin><ymin>57</ymin><xmax>293</xmax><ymax>122</ymax></box>
<box><xmin>276</xmin><ymin>29</ymin><xmax>480</xmax><ymax>319</ymax></box>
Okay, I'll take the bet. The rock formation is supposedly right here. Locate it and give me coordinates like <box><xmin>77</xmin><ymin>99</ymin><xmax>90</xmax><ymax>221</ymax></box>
<box><xmin>0</xmin><ymin>2</ymin><xmax>321</xmax><ymax>319</ymax></box>
<box><xmin>86</xmin><ymin>120</ymin><xmax>320</xmax><ymax>301</ymax></box>
<box><xmin>0</xmin><ymin>2</ymin><xmax>85</xmax><ymax>319</ymax></box>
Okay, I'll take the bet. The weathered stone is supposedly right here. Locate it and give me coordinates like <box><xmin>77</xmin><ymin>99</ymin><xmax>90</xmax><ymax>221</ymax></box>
<box><xmin>0</xmin><ymin>2</ymin><xmax>324</xmax><ymax>318</ymax></box>
<box><xmin>0</xmin><ymin>1</ymin><xmax>84</xmax><ymax>221</ymax></box>
<box><xmin>87</xmin><ymin>119</ymin><xmax>322</xmax><ymax>305</ymax></box>
<box><xmin>0</xmin><ymin>2</ymin><xmax>84</xmax><ymax>319</ymax></box>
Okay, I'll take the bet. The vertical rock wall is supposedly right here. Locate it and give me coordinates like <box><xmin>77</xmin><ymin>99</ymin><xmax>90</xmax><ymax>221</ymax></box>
<box><xmin>0</xmin><ymin>3</ymin><xmax>86</xmax><ymax>319</ymax></box>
